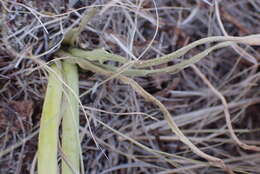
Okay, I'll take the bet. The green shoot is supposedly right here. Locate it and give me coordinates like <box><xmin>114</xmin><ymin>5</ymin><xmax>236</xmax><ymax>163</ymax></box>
<box><xmin>37</xmin><ymin>63</ymin><xmax>63</xmax><ymax>174</ymax></box>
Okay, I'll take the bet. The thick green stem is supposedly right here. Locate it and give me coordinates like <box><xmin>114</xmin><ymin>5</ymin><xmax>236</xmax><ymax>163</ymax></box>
<box><xmin>62</xmin><ymin>61</ymin><xmax>80</xmax><ymax>174</ymax></box>
<box><xmin>37</xmin><ymin>63</ymin><xmax>63</xmax><ymax>174</ymax></box>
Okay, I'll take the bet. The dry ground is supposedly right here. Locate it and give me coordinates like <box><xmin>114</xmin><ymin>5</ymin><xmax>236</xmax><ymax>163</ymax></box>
<box><xmin>1</xmin><ymin>0</ymin><xmax>260</xmax><ymax>174</ymax></box>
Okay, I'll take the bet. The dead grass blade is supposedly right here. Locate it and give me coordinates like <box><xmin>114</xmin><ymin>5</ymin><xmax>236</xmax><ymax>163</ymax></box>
<box><xmin>191</xmin><ymin>65</ymin><xmax>260</xmax><ymax>151</ymax></box>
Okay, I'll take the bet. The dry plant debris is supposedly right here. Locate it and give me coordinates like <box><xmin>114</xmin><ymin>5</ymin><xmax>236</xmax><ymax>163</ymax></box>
<box><xmin>1</xmin><ymin>0</ymin><xmax>260</xmax><ymax>174</ymax></box>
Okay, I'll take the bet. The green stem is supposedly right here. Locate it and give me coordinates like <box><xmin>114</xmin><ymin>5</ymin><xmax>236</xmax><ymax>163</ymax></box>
<box><xmin>64</xmin><ymin>34</ymin><xmax>260</xmax><ymax>69</ymax></box>
<box><xmin>73</xmin><ymin>41</ymin><xmax>232</xmax><ymax>77</ymax></box>
<box><xmin>62</xmin><ymin>61</ymin><xmax>80</xmax><ymax>174</ymax></box>
<box><xmin>37</xmin><ymin>63</ymin><xmax>63</xmax><ymax>174</ymax></box>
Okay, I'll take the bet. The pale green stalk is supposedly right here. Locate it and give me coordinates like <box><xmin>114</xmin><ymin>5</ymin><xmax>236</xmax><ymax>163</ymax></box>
<box><xmin>62</xmin><ymin>61</ymin><xmax>80</xmax><ymax>174</ymax></box>
<box><xmin>69</xmin><ymin>41</ymin><xmax>232</xmax><ymax>77</ymax></box>
<box><xmin>63</xmin><ymin>8</ymin><xmax>98</xmax><ymax>46</ymax></box>
<box><xmin>38</xmin><ymin>63</ymin><xmax>63</xmax><ymax>174</ymax></box>
<box><xmin>65</xmin><ymin>34</ymin><xmax>260</xmax><ymax>68</ymax></box>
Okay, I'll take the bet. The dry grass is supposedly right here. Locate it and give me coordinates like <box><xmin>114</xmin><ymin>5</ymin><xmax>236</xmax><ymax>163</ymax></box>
<box><xmin>1</xmin><ymin>0</ymin><xmax>260</xmax><ymax>173</ymax></box>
